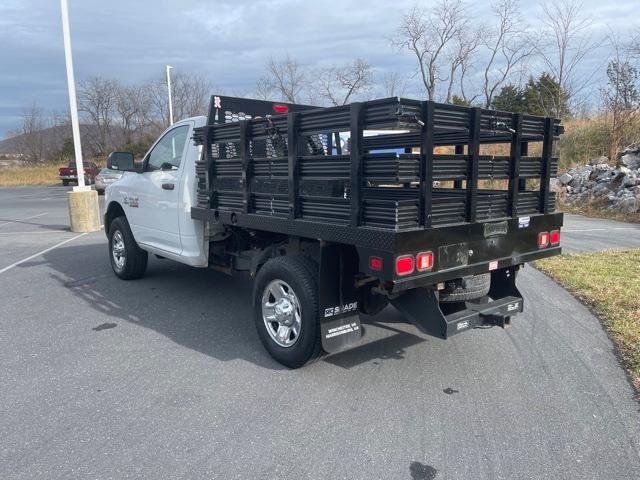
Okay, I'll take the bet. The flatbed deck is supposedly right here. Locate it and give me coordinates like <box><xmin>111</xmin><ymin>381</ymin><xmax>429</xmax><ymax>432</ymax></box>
<box><xmin>191</xmin><ymin>96</ymin><xmax>562</xmax><ymax>251</ymax></box>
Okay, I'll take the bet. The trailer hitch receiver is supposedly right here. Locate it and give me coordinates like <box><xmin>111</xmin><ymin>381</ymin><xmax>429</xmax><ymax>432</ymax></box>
<box><xmin>391</xmin><ymin>267</ymin><xmax>523</xmax><ymax>339</ymax></box>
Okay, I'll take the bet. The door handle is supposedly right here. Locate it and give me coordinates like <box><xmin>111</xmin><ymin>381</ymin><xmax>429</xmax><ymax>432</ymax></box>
<box><xmin>162</xmin><ymin>183</ymin><xmax>174</xmax><ymax>190</ymax></box>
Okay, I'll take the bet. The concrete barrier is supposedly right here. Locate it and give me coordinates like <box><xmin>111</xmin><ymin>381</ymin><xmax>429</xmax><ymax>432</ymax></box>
<box><xmin>67</xmin><ymin>190</ymin><xmax>101</xmax><ymax>232</ymax></box>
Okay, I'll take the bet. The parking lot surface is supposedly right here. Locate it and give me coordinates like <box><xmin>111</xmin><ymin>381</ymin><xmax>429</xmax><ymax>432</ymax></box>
<box><xmin>1</xmin><ymin>186</ymin><xmax>639</xmax><ymax>479</ymax></box>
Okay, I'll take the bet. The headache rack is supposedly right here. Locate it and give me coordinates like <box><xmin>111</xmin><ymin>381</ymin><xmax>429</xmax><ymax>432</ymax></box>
<box><xmin>191</xmin><ymin>96</ymin><xmax>562</xmax><ymax>249</ymax></box>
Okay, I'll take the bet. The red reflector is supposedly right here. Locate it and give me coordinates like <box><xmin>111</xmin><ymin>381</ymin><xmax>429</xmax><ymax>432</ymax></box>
<box><xmin>416</xmin><ymin>251</ymin><xmax>434</xmax><ymax>271</ymax></box>
<box><xmin>550</xmin><ymin>230</ymin><xmax>560</xmax><ymax>245</ymax></box>
<box><xmin>395</xmin><ymin>255</ymin><xmax>414</xmax><ymax>276</ymax></box>
<box><xmin>369</xmin><ymin>256</ymin><xmax>383</xmax><ymax>271</ymax></box>
<box><xmin>272</xmin><ymin>104</ymin><xmax>289</xmax><ymax>113</ymax></box>
<box><xmin>538</xmin><ymin>231</ymin><xmax>549</xmax><ymax>248</ymax></box>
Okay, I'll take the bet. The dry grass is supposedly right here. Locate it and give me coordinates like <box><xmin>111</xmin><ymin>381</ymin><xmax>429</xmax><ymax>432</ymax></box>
<box><xmin>0</xmin><ymin>164</ymin><xmax>65</xmax><ymax>187</ymax></box>
<box><xmin>536</xmin><ymin>249</ymin><xmax>640</xmax><ymax>391</ymax></box>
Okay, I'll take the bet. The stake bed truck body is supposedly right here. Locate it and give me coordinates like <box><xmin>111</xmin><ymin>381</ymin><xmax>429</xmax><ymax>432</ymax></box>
<box><xmin>104</xmin><ymin>95</ymin><xmax>563</xmax><ymax>367</ymax></box>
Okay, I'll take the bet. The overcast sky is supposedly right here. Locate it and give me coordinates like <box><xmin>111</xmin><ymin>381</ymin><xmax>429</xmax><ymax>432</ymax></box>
<box><xmin>1</xmin><ymin>0</ymin><xmax>637</xmax><ymax>138</ymax></box>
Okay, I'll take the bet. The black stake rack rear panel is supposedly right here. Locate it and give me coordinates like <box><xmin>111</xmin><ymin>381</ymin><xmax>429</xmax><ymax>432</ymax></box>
<box><xmin>191</xmin><ymin>96</ymin><xmax>562</xmax><ymax>252</ymax></box>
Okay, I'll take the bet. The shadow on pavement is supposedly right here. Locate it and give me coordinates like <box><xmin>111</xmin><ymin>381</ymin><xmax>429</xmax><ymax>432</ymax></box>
<box><xmin>0</xmin><ymin>217</ymin><xmax>70</xmax><ymax>231</ymax></box>
<box><xmin>325</xmin><ymin>321</ymin><xmax>427</xmax><ymax>369</ymax></box>
<box><xmin>36</xmin><ymin>241</ymin><xmax>425</xmax><ymax>370</ymax></box>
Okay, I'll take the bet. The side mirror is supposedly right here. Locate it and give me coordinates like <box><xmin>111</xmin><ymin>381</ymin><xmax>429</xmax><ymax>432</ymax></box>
<box><xmin>107</xmin><ymin>152</ymin><xmax>135</xmax><ymax>172</ymax></box>
<box><xmin>160</xmin><ymin>162</ymin><xmax>177</xmax><ymax>171</ymax></box>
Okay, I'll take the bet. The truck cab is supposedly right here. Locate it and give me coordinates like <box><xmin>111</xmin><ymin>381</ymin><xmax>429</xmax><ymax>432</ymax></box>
<box><xmin>105</xmin><ymin>117</ymin><xmax>208</xmax><ymax>267</ymax></box>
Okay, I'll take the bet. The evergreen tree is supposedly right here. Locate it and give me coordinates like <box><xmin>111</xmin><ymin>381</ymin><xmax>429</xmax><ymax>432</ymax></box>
<box><xmin>523</xmin><ymin>73</ymin><xmax>567</xmax><ymax>117</ymax></box>
<box><xmin>491</xmin><ymin>85</ymin><xmax>526</xmax><ymax>112</ymax></box>
<box><xmin>491</xmin><ymin>74</ymin><xmax>568</xmax><ymax>117</ymax></box>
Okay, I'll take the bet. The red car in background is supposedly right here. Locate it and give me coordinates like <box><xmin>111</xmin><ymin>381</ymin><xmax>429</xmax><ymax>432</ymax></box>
<box><xmin>58</xmin><ymin>161</ymin><xmax>100</xmax><ymax>186</ymax></box>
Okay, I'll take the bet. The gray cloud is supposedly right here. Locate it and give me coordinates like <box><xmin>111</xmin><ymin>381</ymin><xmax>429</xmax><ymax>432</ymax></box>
<box><xmin>0</xmin><ymin>0</ymin><xmax>635</xmax><ymax>137</ymax></box>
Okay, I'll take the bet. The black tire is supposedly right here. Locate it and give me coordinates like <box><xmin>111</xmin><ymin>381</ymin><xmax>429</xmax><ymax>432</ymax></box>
<box><xmin>97</xmin><ymin>189</ymin><xmax>105</xmax><ymax>196</ymax></box>
<box><xmin>62</xmin><ymin>180</ymin><xmax>69</xmax><ymax>186</ymax></box>
<box><xmin>439</xmin><ymin>273</ymin><xmax>491</xmax><ymax>303</ymax></box>
<box><xmin>108</xmin><ymin>216</ymin><xmax>148</xmax><ymax>280</ymax></box>
<box><xmin>253</xmin><ymin>255</ymin><xmax>322</xmax><ymax>368</ymax></box>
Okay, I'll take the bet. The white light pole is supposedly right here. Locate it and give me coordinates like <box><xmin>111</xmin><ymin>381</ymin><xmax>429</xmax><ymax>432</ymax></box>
<box><xmin>60</xmin><ymin>0</ymin><xmax>88</xmax><ymax>192</ymax></box>
<box><xmin>166</xmin><ymin>65</ymin><xmax>174</xmax><ymax>126</ymax></box>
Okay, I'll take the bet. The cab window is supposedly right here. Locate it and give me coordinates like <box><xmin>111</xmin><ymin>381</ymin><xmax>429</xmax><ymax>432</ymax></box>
<box><xmin>146</xmin><ymin>125</ymin><xmax>189</xmax><ymax>171</ymax></box>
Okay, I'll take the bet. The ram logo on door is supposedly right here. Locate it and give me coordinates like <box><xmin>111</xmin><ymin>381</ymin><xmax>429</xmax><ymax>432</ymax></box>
<box><xmin>123</xmin><ymin>195</ymin><xmax>139</xmax><ymax>208</ymax></box>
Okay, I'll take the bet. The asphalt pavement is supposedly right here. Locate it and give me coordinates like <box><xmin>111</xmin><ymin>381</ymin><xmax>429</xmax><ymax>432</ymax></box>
<box><xmin>1</xmin><ymin>186</ymin><xmax>639</xmax><ymax>480</ymax></box>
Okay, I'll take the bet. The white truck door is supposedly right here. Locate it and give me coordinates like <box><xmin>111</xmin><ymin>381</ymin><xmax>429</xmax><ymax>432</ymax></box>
<box><xmin>127</xmin><ymin>123</ymin><xmax>191</xmax><ymax>255</ymax></box>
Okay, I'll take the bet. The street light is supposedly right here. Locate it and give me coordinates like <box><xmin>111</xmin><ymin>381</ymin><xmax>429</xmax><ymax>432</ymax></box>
<box><xmin>60</xmin><ymin>0</ymin><xmax>100</xmax><ymax>232</ymax></box>
<box><xmin>60</xmin><ymin>0</ymin><xmax>87</xmax><ymax>192</ymax></box>
<box><xmin>166</xmin><ymin>65</ymin><xmax>174</xmax><ymax>126</ymax></box>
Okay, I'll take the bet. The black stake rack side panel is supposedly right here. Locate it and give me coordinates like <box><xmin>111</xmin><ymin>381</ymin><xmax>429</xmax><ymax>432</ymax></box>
<box><xmin>192</xmin><ymin>95</ymin><xmax>563</xmax><ymax>245</ymax></box>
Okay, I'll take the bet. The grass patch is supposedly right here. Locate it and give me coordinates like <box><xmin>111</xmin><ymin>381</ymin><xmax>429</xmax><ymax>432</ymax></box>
<box><xmin>536</xmin><ymin>249</ymin><xmax>640</xmax><ymax>391</ymax></box>
<box><xmin>0</xmin><ymin>164</ymin><xmax>64</xmax><ymax>187</ymax></box>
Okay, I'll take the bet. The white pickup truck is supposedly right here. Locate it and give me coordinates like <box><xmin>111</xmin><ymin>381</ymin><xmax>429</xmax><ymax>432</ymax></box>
<box><xmin>105</xmin><ymin>116</ymin><xmax>209</xmax><ymax>270</ymax></box>
<box><xmin>104</xmin><ymin>95</ymin><xmax>563</xmax><ymax>368</ymax></box>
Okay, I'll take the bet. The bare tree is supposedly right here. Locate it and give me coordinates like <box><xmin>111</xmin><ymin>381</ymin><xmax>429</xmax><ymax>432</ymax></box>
<box><xmin>316</xmin><ymin>59</ymin><xmax>373</xmax><ymax>106</ymax></box>
<box><xmin>114</xmin><ymin>84</ymin><xmax>142</xmax><ymax>147</ymax></box>
<box><xmin>260</xmin><ymin>55</ymin><xmax>307</xmax><ymax>103</ymax></box>
<box><xmin>382</xmin><ymin>72</ymin><xmax>408</xmax><ymax>97</ymax></box>
<box><xmin>78</xmin><ymin>76</ymin><xmax>118</xmax><ymax>154</ymax></box>
<box><xmin>147</xmin><ymin>71</ymin><xmax>211</xmax><ymax>128</ymax></box>
<box><xmin>392</xmin><ymin>1</ymin><xmax>466</xmax><ymax>101</ymax></box>
<box><xmin>445</xmin><ymin>28</ymin><xmax>482</xmax><ymax>103</ymax></box>
<box><xmin>481</xmin><ymin>0</ymin><xmax>536</xmax><ymax>109</ymax></box>
<box><xmin>175</xmin><ymin>73</ymin><xmax>211</xmax><ymax>119</ymax></box>
<box><xmin>17</xmin><ymin>103</ymin><xmax>47</xmax><ymax>163</ymax></box>
<box><xmin>539</xmin><ymin>0</ymin><xmax>596</xmax><ymax>117</ymax></box>
<box><xmin>602</xmin><ymin>35</ymin><xmax>640</xmax><ymax>159</ymax></box>
<box><xmin>253</xmin><ymin>77</ymin><xmax>275</xmax><ymax>101</ymax></box>
<box><xmin>630</xmin><ymin>30</ymin><xmax>640</xmax><ymax>57</ymax></box>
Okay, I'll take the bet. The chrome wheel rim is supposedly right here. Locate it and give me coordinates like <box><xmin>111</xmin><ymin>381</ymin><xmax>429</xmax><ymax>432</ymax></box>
<box><xmin>112</xmin><ymin>230</ymin><xmax>126</xmax><ymax>270</ymax></box>
<box><xmin>262</xmin><ymin>279</ymin><xmax>302</xmax><ymax>348</ymax></box>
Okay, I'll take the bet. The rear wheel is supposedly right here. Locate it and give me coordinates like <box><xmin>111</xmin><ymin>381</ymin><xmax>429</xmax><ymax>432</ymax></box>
<box><xmin>108</xmin><ymin>216</ymin><xmax>148</xmax><ymax>280</ymax></box>
<box><xmin>253</xmin><ymin>255</ymin><xmax>322</xmax><ymax>368</ymax></box>
<box><xmin>62</xmin><ymin>180</ymin><xmax>69</xmax><ymax>186</ymax></box>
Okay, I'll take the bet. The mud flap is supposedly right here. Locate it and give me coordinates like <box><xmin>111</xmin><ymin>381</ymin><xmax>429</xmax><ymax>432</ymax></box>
<box><xmin>318</xmin><ymin>243</ymin><xmax>362</xmax><ymax>353</ymax></box>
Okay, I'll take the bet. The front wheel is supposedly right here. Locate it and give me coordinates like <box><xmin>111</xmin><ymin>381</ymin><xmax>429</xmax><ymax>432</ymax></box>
<box><xmin>108</xmin><ymin>216</ymin><xmax>148</xmax><ymax>280</ymax></box>
<box><xmin>253</xmin><ymin>255</ymin><xmax>322</xmax><ymax>368</ymax></box>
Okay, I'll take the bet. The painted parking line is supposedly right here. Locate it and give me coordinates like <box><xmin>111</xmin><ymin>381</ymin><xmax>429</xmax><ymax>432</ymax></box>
<box><xmin>0</xmin><ymin>230</ymin><xmax>70</xmax><ymax>235</ymax></box>
<box><xmin>0</xmin><ymin>212</ymin><xmax>47</xmax><ymax>228</ymax></box>
<box><xmin>2</xmin><ymin>191</ymin><xmax>69</xmax><ymax>199</ymax></box>
<box><xmin>0</xmin><ymin>233</ymin><xmax>87</xmax><ymax>274</ymax></box>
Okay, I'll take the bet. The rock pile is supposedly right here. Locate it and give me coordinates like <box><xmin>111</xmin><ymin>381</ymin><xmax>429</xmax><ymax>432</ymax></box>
<box><xmin>552</xmin><ymin>144</ymin><xmax>640</xmax><ymax>214</ymax></box>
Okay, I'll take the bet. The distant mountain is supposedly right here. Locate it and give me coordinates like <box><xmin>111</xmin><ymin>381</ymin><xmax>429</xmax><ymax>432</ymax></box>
<box><xmin>0</xmin><ymin>124</ymin><xmax>122</xmax><ymax>159</ymax></box>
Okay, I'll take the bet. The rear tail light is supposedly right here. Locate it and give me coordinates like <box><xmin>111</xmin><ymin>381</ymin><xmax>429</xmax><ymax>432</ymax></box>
<box><xmin>549</xmin><ymin>230</ymin><xmax>560</xmax><ymax>246</ymax></box>
<box><xmin>369</xmin><ymin>256</ymin><xmax>383</xmax><ymax>271</ymax></box>
<box><xmin>538</xmin><ymin>231</ymin><xmax>549</xmax><ymax>248</ymax></box>
<box><xmin>272</xmin><ymin>104</ymin><xmax>289</xmax><ymax>114</ymax></box>
<box><xmin>416</xmin><ymin>251</ymin><xmax>434</xmax><ymax>271</ymax></box>
<box><xmin>395</xmin><ymin>255</ymin><xmax>414</xmax><ymax>276</ymax></box>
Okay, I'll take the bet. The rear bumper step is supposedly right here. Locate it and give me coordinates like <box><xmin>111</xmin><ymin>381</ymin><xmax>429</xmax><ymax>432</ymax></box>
<box><xmin>390</xmin><ymin>267</ymin><xmax>523</xmax><ymax>339</ymax></box>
